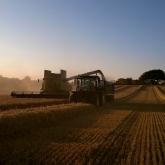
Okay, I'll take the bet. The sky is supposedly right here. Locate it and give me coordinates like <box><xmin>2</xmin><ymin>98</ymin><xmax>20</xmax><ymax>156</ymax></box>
<box><xmin>0</xmin><ymin>0</ymin><xmax>165</xmax><ymax>80</ymax></box>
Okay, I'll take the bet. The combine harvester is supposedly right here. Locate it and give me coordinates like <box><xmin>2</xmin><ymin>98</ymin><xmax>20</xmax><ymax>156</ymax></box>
<box><xmin>11</xmin><ymin>70</ymin><xmax>69</xmax><ymax>99</ymax></box>
<box><xmin>11</xmin><ymin>70</ymin><xmax>114</xmax><ymax>106</ymax></box>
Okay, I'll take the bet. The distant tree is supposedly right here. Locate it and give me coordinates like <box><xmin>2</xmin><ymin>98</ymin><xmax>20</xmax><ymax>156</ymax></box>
<box><xmin>115</xmin><ymin>78</ymin><xmax>125</xmax><ymax>85</ymax></box>
<box><xmin>126</xmin><ymin>78</ymin><xmax>133</xmax><ymax>85</ymax></box>
<box><xmin>139</xmin><ymin>69</ymin><xmax>165</xmax><ymax>81</ymax></box>
<box><xmin>132</xmin><ymin>79</ymin><xmax>140</xmax><ymax>85</ymax></box>
<box><xmin>115</xmin><ymin>78</ymin><xmax>133</xmax><ymax>85</ymax></box>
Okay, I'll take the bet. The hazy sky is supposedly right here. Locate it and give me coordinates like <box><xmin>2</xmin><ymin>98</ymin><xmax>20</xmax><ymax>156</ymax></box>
<box><xmin>0</xmin><ymin>0</ymin><xmax>165</xmax><ymax>80</ymax></box>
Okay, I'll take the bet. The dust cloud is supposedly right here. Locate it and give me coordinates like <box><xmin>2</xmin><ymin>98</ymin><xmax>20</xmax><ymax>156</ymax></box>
<box><xmin>0</xmin><ymin>75</ymin><xmax>42</xmax><ymax>95</ymax></box>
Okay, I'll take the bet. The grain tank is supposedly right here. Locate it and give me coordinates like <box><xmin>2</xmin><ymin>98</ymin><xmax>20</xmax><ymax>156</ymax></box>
<box><xmin>41</xmin><ymin>70</ymin><xmax>68</xmax><ymax>94</ymax></box>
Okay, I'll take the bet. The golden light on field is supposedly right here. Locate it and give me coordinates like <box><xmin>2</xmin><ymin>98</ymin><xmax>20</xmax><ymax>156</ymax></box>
<box><xmin>0</xmin><ymin>85</ymin><xmax>165</xmax><ymax>164</ymax></box>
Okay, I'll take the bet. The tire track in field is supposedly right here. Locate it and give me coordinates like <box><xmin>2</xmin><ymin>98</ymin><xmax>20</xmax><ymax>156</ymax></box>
<box><xmin>126</xmin><ymin>112</ymin><xmax>147</xmax><ymax>165</ymax></box>
<box><xmin>154</xmin><ymin>113</ymin><xmax>164</xmax><ymax>164</ymax></box>
<box><xmin>150</xmin><ymin>113</ymin><xmax>157</xmax><ymax>165</ymax></box>
<box><xmin>115</xmin><ymin>85</ymin><xmax>144</xmax><ymax>103</ymax></box>
<box><xmin>36</xmin><ymin>111</ymin><xmax>136</xmax><ymax>164</ymax></box>
<box><xmin>156</xmin><ymin>113</ymin><xmax>165</xmax><ymax>163</ymax></box>
<box><xmin>36</xmin><ymin>110</ymin><xmax>133</xmax><ymax>165</ymax></box>
<box><xmin>137</xmin><ymin>112</ymin><xmax>147</xmax><ymax>165</ymax></box>
<box><xmin>128</xmin><ymin>112</ymin><xmax>165</xmax><ymax>165</ymax></box>
<box><xmin>157</xmin><ymin>86</ymin><xmax>165</xmax><ymax>94</ymax></box>
<box><xmin>154</xmin><ymin>86</ymin><xmax>165</xmax><ymax>102</ymax></box>
<box><xmin>152</xmin><ymin>87</ymin><xmax>162</xmax><ymax>104</ymax></box>
<box><xmin>145</xmin><ymin>113</ymin><xmax>151</xmax><ymax>165</ymax></box>
<box><xmin>90</xmin><ymin>111</ymin><xmax>165</xmax><ymax>165</ymax></box>
<box><xmin>125</xmin><ymin>112</ymin><xmax>145</xmax><ymax>165</ymax></box>
<box><xmin>125</xmin><ymin>85</ymin><xmax>149</xmax><ymax>104</ymax></box>
<box><xmin>90</xmin><ymin>111</ymin><xmax>140</xmax><ymax>164</ymax></box>
<box><xmin>124</xmin><ymin>86</ymin><xmax>162</xmax><ymax>104</ymax></box>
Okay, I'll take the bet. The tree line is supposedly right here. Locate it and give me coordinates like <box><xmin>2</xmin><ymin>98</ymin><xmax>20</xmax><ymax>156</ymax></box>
<box><xmin>115</xmin><ymin>69</ymin><xmax>165</xmax><ymax>85</ymax></box>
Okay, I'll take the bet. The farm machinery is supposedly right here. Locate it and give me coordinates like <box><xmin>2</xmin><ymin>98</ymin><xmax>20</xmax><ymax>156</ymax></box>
<box><xmin>11</xmin><ymin>70</ymin><xmax>114</xmax><ymax>106</ymax></box>
<box><xmin>67</xmin><ymin>70</ymin><xmax>114</xmax><ymax>106</ymax></box>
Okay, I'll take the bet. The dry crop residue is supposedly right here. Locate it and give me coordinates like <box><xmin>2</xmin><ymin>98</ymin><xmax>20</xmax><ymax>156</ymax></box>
<box><xmin>115</xmin><ymin>85</ymin><xmax>143</xmax><ymax>100</ymax></box>
<box><xmin>36</xmin><ymin>86</ymin><xmax>165</xmax><ymax>164</ymax></box>
<box><xmin>1</xmin><ymin>86</ymin><xmax>165</xmax><ymax>165</ymax></box>
<box><xmin>36</xmin><ymin>109</ymin><xmax>132</xmax><ymax>164</ymax></box>
<box><xmin>0</xmin><ymin>95</ymin><xmax>67</xmax><ymax>110</ymax></box>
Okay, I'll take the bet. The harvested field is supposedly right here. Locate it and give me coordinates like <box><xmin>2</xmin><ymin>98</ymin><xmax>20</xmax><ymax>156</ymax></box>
<box><xmin>0</xmin><ymin>85</ymin><xmax>165</xmax><ymax>164</ymax></box>
<box><xmin>0</xmin><ymin>95</ymin><xmax>67</xmax><ymax>110</ymax></box>
<box><xmin>115</xmin><ymin>85</ymin><xmax>143</xmax><ymax>100</ymax></box>
<box><xmin>115</xmin><ymin>85</ymin><xmax>130</xmax><ymax>92</ymax></box>
<box><xmin>158</xmin><ymin>86</ymin><xmax>165</xmax><ymax>94</ymax></box>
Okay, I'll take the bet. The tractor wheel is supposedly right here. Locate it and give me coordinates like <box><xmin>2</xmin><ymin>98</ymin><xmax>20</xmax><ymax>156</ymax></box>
<box><xmin>69</xmin><ymin>93</ymin><xmax>77</xmax><ymax>103</ymax></box>
<box><xmin>99</xmin><ymin>93</ymin><xmax>105</xmax><ymax>106</ymax></box>
<box><xmin>95</xmin><ymin>95</ymin><xmax>100</xmax><ymax>106</ymax></box>
<box><xmin>94</xmin><ymin>93</ymin><xmax>104</xmax><ymax>106</ymax></box>
<box><xmin>102</xmin><ymin>94</ymin><xmax>105</xmax><ymax>105</ymax></box>
<box><xmin>105</xmin><ymin>95</ymin><xmax>114</xmax><ymax>103</ymax></box>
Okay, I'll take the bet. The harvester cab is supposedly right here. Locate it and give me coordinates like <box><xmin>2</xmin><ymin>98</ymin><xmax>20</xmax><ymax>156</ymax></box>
<box><xmin>72</xmin><ymin>75</ymin><xmax>104</xmax><ymax>92</ymax></box>
<box><xmin>67</xmin><ymin>70</ymin><xmax>114</xmax><ymax>106</ymax></box>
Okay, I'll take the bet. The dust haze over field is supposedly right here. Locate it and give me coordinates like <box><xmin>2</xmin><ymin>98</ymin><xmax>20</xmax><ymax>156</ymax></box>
<box><xmin>0</xmin><ymin>75</ymin><xmax>42</xmax><ymax>95</ymax></box>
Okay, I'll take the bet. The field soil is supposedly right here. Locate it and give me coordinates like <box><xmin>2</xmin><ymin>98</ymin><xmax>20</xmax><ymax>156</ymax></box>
<box><xmin>0</xmin><ymin>85</ymin><xmax>165</xmax><ymax>164</ymax></box>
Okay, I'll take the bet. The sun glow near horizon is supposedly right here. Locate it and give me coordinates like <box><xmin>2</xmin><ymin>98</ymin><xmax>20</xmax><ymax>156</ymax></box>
<box><xmin>0</xmin><ymin>0</ymin><xmax>165</xmax><ymax>80</ymax></box>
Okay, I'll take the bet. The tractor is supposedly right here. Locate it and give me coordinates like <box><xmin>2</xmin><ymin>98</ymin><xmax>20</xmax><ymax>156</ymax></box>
<box><xmin>67</xmin><ymin>70</ymin><xmax>114</xmax><ymax>106</ymax></box>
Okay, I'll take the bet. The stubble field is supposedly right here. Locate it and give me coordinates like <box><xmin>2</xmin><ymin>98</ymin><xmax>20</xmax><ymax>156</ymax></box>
<box><xmin>0</xmin><ymin>85</ymin><xmax>165</xmax><ymax>164</ymax></box>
